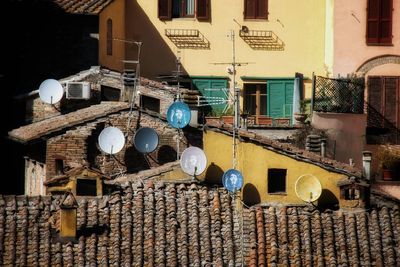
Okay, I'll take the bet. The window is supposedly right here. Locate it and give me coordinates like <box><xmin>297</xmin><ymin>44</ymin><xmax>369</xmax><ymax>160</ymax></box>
<box><xmin>106</xmin><ymin>19</ymin><xmax>113</xmax><ymax>55</ymax></box>
<box><xmin>140</xmin><ymin>95</ymin><xmax>161</xmax><ymax>113</ymax></box>
<box><xmin>76</xmin><ymin>179</ymin><xmax>97</xmax><ymax>196</ymax></box>
<box><xmin>366</xmin><ymin>0</ymin><xmax>392</xmax><ymax>45</ymax></box>
<box><xmin>267</xmin><ymin>168</ymin><xmax>286</xmax><ymax>194</ymax></box>
<box><xmin>343</xmin><ymin>187</ymin><xmax>360</xmax><ymax>200</ymax></box>
<box><xmin>244</xmin><ymin>0</ymin><xmax>268</xmax><ymax>19</ymax></box>
<box><xmin>101</xmin><ymin>85</ymin><xmax>120</xmax><ymax>101</ymax></box>
<box><xmin>55</xmin><ymin>159</ymin><xmax>64</xmax><ymax>175</ymax></box>
<box><xmin>244</xmin><ymin>83</ymin><xmax>267</xmax><ymax>116</ymax></box>
<box><xmin>158</xmin><ymin>0</ymin><xmax>210</xmax><ymax>20</ymax></box>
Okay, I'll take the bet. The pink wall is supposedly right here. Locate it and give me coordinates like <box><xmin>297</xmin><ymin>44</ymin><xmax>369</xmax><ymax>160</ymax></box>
<box><xmin>312</xmin><ymin>112</ymin><xmax>367</xmax><ymax>168</ymax></box>
<box><xmin>333</xmin><ymin>0</ymin><xmax>400</xmax><ymax>76</ymax></box>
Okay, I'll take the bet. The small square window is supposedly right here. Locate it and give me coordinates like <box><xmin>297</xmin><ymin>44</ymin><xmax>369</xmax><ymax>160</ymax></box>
<box><xmin>268</xmin><ymin>168</ymin><xmax>286</xmax><ymax>194</ymax></box>
<box><xmin>76</xmin><ymin>179</ymin><xmax>97</xmax><ymax>196</ymax></box>
<box><xmin>140</xmin><ymin>95</ymin><xmax>161</xmax><ymax>113</ymax></box>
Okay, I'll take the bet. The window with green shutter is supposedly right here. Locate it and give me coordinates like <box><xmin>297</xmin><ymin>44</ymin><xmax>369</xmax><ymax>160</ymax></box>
<box><xmin>192</xmin><ymin>79</ymin><xmax>228</xmax><ymax>116</ymax></box>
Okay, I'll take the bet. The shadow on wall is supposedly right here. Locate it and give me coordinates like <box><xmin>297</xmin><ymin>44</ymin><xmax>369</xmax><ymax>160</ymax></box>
<box><xmin>204</xmin><ymin>163</ymin><xmax>224</xmax><ymax>185</ymax></box>
<box><xmin>124</xmin><ymin>145</ymin><xmax>150</xmax><ymax>173</ymax></box>
<box><xmin>124</xmin><ymin>1</ymin><xmax>188</xmax><ymax>80</ymax></box>
<box><xmin>243</xmin><ymin>183</ymin><xmax>261</xmax><ymax>206</ymax></box>
<box><xmin>157</xmin><ymin>145</ymin><xmax>177</xmax><ymax>164</ymax></box>
<box><xmin>318</xmin><ymin>189</ymin><xmax>339</xmax><ymax>210</ymax></box>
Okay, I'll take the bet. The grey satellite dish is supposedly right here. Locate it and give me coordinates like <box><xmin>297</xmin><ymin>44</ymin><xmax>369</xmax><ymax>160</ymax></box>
<box><xmin>133</xmin><ymin>127</ymin><xmax>159</xmax><ymax>153</ymax></box>
<box><xmin>295</xmin><ymin>174</ymin><xmax>322</xmax><ymax>202</ymax></box>
<box><xmin>98</xmin><ymin>126</ymin><xmax>125</xmax><ymax>154</ymax></box>
<box><xmin>180</xmin><ymin>146</ymin><xmax>207</xmax><ymax>176</ymax></box>
<box><xmin>38</xmin><ymin>79</ymin><xmax>64</xmax><ymax>104</ymax></box>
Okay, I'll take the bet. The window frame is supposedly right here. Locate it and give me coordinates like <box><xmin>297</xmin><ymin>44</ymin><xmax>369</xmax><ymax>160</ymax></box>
<box><xmin>244</xmin><ymin>0</ymin><xmax>268</xmax><ymax>20</ymax></box>
<box><xmin>158</xmin><ymin>0</ymin><xmax>210</xmax><ymax>21</ymax></box>
<box><xmin>366</xmin><ymin>0</ymin><xmax>393</xmax><ymax>45</ymax></box>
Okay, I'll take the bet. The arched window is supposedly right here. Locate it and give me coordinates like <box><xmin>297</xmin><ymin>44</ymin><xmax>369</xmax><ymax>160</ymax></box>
<box><xmin>106</xmin><ymin>19</ymin><xmax>113</xmax><ymax>55</ymax></box>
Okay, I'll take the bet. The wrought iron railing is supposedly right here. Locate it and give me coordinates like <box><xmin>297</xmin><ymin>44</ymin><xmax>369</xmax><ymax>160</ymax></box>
<box><xmin>312</xmin><ymin>76</ymin><xmax>364</xmax><ymax>114</ymax></box>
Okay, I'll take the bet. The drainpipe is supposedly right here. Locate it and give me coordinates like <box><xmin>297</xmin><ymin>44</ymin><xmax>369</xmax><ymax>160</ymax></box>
<box><xmin>362</xmin><ymin>151</ymin><xmax>372</xmax><ymax>180</ymax></box>
<box><xmin>320</xmin><ymin>138</ymin><xmax>327</xmax><ymax>157</ymax></box>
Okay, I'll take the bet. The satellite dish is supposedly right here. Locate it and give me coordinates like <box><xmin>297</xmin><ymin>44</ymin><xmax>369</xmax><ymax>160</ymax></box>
<box><xmin>133</xmin><ymin>127</ymin><xmax>159</xmax><ymax>153</ymax></box>
<box><xmin>222</xmin><ymin>169</ymin><xmax>244</xmax><ymax>193</ymax></box>
<box><xmin>295</xmin><ymin>174</ymin><xmax>322</xmax><ymax>202</ymax></box>
<box><xmin>167</xmin><ymin>101</ymin><xmax>191</xmax><ymax>129</ymax></box>
<box><xmin>98</xmin><ymin>126</ymin><xmax>125</xmax><ymax>154</ymax></box>
<box><xmin>38</xmin><ymin>79</ymin><xmax>64</xmax><ymax>104</ymax></box>
<box><xmin>180</xmin><ymin>146</ymin><xmax>207</xmax><ymax>176</ymax></box>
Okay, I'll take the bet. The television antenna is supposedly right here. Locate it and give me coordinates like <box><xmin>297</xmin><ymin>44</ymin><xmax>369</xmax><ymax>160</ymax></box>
<box><xmin>114</xmin><ymin>38</ymin><xmax>142</xmax><ymax>133</ymax></box>
<box><xmin>209</xmin><ymin>29</ymin><xmax>252</xmax><ymax>169</ymax></box>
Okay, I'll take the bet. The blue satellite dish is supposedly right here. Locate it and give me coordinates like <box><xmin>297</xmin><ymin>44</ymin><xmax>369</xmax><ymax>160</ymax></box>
<box><xmin>133</xmin><ymin>127</ymin><xmax>159</xmax><ymax>153</ymax></box>
<box><xmin>222</xmin><ymin>169</ymin><xmax>244</xmax><ymax>193</ymax></box>
<box><xmin>167</xmin><ymin>101</ymin><xmax>191</xmax><ymax>129</ymax></box>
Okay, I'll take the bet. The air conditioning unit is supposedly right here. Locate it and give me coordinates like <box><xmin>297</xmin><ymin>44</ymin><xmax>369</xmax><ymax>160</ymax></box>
<box><xmin>66</xmin><ymin>82</ymin><xmax>91</xmax><ymax>99</ymax></box>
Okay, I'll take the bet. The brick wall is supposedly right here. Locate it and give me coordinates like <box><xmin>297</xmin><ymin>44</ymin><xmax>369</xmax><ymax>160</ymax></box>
<box><xmin>45</xmin><ymin>110</ymin><xmax>202</xmax><ymax>180</ymax></box>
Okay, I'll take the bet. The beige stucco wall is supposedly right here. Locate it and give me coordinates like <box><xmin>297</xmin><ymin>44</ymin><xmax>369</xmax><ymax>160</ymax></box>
<box><xmin>333</xmin><ymin>0</ymin><xmax>400</xmax><ymax>75</ymax></box>
<box><xmin>312</xmin><ymin>111</ymin><xmax>367</xmax><ymax>169</ymax></box>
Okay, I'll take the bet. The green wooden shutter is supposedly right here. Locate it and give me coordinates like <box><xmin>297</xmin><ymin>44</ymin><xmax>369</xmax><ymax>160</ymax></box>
<box><xmin>192</xmin><ymin>79</ymin><xmax>228</xmax><ymax>116</ymax></box>
<box><xmin>267</xmin><ymin>80</ymin><xmax>294</xmax><ymax>124</ymax></box>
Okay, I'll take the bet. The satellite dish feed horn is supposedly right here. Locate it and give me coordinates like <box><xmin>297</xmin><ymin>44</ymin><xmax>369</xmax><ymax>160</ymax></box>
<box><xmin>295</xmin><ymin>174</ymin><xmax>322</xmax><ymax>203</ymax></box>
<box><xmin>39</xmin><ymin>79</ymin><xmax>64</xmax><ymax>104</ymax></box>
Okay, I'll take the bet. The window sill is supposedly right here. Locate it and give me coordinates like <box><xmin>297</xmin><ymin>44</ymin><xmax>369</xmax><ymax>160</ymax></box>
<box><xmin>366</xmin><ymin>43</ymin><xmax>393</xmax><ymax>46</ymax></box>
<box><xmin>268</xmin><ymin>192</ymin><xmax>287</xmax><ymax>195</ymax></box>
<box><xmin>170</xmin><ymin>17</ymin><xmax>197</xmax><ymax>21</ymax></box>
<box><xmin>244</xmin><ymin>18</ymin><xmax>269</xmax><ymax>22</ymax></box>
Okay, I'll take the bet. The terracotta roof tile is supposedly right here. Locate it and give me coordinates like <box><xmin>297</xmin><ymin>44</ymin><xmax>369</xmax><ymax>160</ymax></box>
<box><xmin>1</xmin><ymin>185</ymin><xmax>400</xmax><ymax>265</ymax></box>
<box><xmin>8</xmin><ymin>102</ymin><xmax>129</xmax><ymax>143</ymax></box>
<box><xmin>53</xmin><ymin>0</ymin><xmax>113</xmax><ymax>14</ymax></box>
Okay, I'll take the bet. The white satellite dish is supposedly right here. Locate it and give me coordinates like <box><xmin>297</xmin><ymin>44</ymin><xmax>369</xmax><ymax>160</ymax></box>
<box><xmin>98</xmin><ymin>126</ymin><xmax>125</xmax><ymax>155</ymax></box>
<box><xmin>180</xmin><ymin>146</ymin><xmax>207</xmax><ymax>176</ymax></box>
<box><xmin>38</xmin><ymin>79</ymin><xmax>64</xmax><ymax>104</ymax></box>
<box><xmin>295</xmin><ymin>174</ymin><xmax>322</xmax><ymax>202</ymax></box>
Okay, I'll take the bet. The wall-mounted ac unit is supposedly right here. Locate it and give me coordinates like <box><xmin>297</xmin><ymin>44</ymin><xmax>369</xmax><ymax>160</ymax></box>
<box><xmin>66</xmin><ymin>82</ymin><xmax>91</xmax><ymax>99</ymax></box>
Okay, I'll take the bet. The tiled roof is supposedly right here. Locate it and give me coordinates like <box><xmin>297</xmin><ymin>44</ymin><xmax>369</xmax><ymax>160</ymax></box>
<box><xmin>206</xmin><ymin>121</ymin><xmax>362</xmax><ymax>177</ymax></box>
<box><xmin>8</xmin><ymin>102</ymin><xmax>129</xmax><ymax>143</ymax></box>
<box><xmin>1</xmin><ymin>183</ymin><xmax>399</xmax><ymax>266</ymax></box>
<box><xmin>53</xmin><ymin>0</ymin><xmax>113</xmax><ymax>14</ymax></box>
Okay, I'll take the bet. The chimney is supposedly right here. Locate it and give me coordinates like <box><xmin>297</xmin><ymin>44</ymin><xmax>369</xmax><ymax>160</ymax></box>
<box><xmin>320</xmin><ymin>138</ymin><xmax>327</xmax><ymax>157</ymax></box>
<box><xmin>362</xmin><ymin>151</ymin><xmax>372</xmax><ymax>180</ymax></box>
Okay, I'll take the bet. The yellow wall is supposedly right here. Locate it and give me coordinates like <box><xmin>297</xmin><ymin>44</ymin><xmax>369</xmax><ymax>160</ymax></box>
<box><xmin>100</xmin><ymin>0</ymin><xmax>327</xmax><ymax>99</ymax></box>
<box><xmin>60</xmin><ymin>209</ymin><xmax>77</xmax><ymax>238</ymax></box>
<box><xmin>99</xmin><ymin>0</ymin><xmax>126</xmax><ymax>72</ymax></box>
<box><xmin>203</xmin><ymin>131</ymin><xmax>347</xmax><ymax>205</ymax></box>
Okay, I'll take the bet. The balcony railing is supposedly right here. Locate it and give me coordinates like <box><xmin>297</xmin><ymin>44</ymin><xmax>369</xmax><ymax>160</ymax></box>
<box><xmin>165</xmin><ymin>29</ymin><xmax>210</xmax><ymax>49</ymax></box>
<box><xmin>239</xmin><ymin>30</ymin><xmax>285</xmax><ymax>51</ymax></box>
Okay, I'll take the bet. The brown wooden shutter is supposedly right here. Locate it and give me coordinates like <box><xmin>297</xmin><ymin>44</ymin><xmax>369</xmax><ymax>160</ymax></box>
<box><xmin>244</xmin><ymin>0</ymin><xmax>256</xmax><ymax>19</ymax></box>
<box><xmin>367</xmin><ymin>0</ymin><xmax>380</xmax><ymax>44</ymax></box>
<box><xmin>379</xmin><ymin>0</ymin><xmax>392</xmax><ymax>44</ymax></box>
<box><xmin>256</xmin><ymin>0</ymin><xmax>268</xmax><ymax>19</ymax></box>
<box><xmin>106</xmin><ymin>19</ymin><xmax>112</xmax><ymax>56</ymax></box>
<box><xmin>368</xmin><ymin>76</ymin><xmax>383</xmax><ymax>127</ymax></box>
<box><xmin>383</xmin><ymin>77</ymin><xmax>398</xmax><ymax>127</ymax></box>
<box><xmin>158</xmin><ymin>0</ymin><xmax>172</xmax><ymax>20</ymax></box>
<box><xmin>197</xmin><ymin>0</ymin><xmax>210</xmax><ymax>21</ymax></box>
